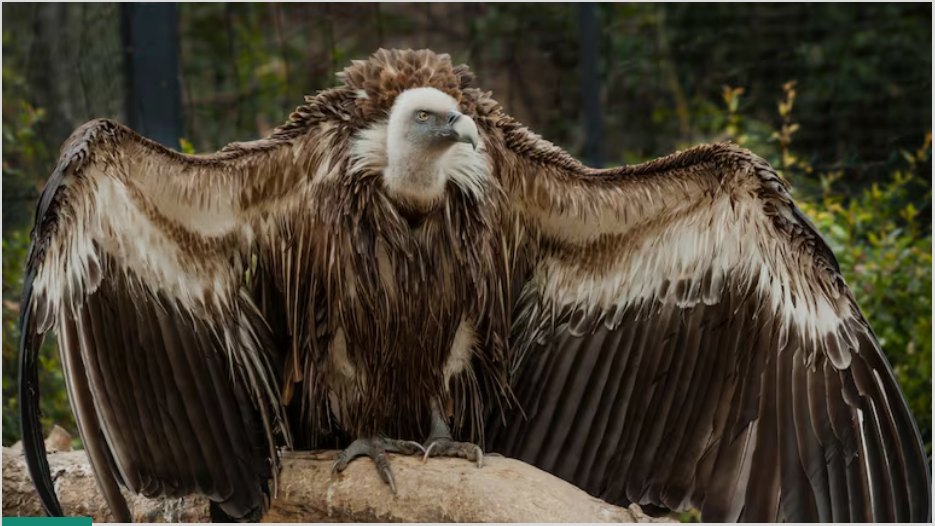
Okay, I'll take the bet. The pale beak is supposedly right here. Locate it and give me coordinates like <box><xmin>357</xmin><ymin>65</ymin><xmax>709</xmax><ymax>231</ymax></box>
<box><xmin>446</xmin><ymin>110</ymin><xmax>479</xmax><ymax>150</ymax></box>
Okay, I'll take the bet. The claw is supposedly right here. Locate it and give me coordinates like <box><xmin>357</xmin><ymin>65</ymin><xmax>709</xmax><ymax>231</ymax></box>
<box><xmin>373</xmin><ymin>449</ymin><xmax>397</xmax><ymax>494</ymax></box>
<box><xmin>400</xmin><ymin>440</ymin><xmax>427</xmax><ymax>455</ymax></box>
<box><xmin>421</xmin><ymin>437</ymin><xmax>484</xmax><ymax>468</ymax></box>
<box><xmin>422</xmin><ymin>441</ymin><xmax>437</xmax><ymax>463</ymax></box>
<box><xmin>331</xmin><ymin>436</ymin><xmax>408</xmax><ymax>493</ymax></box>
<box><xmin>331</xmin><ymin>452</ymin><xmax>351</xmax><ymax>473</ymax></box>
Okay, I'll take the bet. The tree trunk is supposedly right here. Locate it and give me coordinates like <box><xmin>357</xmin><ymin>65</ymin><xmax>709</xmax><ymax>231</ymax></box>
<box><xmin>2</xmin><ymin>447</ymin><xmax>674</xmax><ymax>523</ymax></box>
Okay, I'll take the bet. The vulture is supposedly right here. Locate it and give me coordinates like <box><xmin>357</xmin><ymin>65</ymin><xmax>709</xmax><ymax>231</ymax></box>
<box><xmin>19</xmin><ymin>48</ymin><xmax>930</xmax><ymax>523</ymax></box>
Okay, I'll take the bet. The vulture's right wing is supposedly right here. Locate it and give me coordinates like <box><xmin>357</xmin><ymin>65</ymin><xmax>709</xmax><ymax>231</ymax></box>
<box><xmin>19</xmin><ymin>114</ymin><xmax>343</xmax><ymax>520</ymax></box>
<box><xmin>482</xmin><ymin>125</ymin><xmax>930</xmax><ymax>522</ymax></box>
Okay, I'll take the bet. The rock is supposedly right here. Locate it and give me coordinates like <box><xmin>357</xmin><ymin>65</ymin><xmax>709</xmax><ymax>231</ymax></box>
<box><xmin>3</xmin><ymin>446</ymin><xmax>676</xmax><ymax>523</ymax></box>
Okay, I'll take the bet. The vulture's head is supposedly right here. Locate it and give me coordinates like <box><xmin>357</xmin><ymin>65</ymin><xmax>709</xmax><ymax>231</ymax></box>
<box><xmin>388</xmin><ymin>87</ymin><xmax>479</xmax><ymax>152</ymax></box>
<box><xmin>369</xmin><ymin>87</ymin><xmax>484</xmax><ymax>209</ymax></box>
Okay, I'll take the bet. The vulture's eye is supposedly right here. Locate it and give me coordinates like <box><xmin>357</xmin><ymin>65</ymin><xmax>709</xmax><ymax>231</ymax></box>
<box><xmin>416</xmin><ymin>110</ymin><xmax>430</xmax><ymax>121</ymax></box>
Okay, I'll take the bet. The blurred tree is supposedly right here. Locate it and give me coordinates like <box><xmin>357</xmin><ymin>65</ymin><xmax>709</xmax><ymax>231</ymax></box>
<box><xmin>642</xmin><ymin>3</ymin><xmax>932</xmax><ymax>182</ymax></box>
<box><xmin>122</xmin><ymin>2</ymin><xmax>183</xmax><ymax>149</ymax></box>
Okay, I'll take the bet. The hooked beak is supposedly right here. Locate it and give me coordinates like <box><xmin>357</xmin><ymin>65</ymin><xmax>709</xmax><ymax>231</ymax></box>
<box><xmin>445</xmin><ymin>110</ymin><xmax>479</xmax><ymax>150</ymax></box>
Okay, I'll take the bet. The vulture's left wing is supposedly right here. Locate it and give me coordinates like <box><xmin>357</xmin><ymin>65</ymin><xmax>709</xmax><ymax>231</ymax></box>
<box><xmin>483</xmin><ymin>125</ymin><xmax>930</xmax><ymax>522</ymax></box>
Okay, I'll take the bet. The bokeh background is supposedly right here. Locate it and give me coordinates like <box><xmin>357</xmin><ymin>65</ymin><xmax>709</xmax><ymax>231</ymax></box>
<box><xmin>2</xmin><ymin>3</ymin><xmax>931</xmax><ymax>464</ymax></box>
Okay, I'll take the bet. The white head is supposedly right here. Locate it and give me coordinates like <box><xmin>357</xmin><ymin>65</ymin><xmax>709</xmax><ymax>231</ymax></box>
<box><xmin>381</xmin><ymin>87</ymin><xmax>482</xmax><ymax>208</ymax></box>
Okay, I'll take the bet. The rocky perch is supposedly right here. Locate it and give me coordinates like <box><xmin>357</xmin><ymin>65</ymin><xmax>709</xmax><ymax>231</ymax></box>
<box><xmin>3</xmin><ymin>430</ymin><xmax>675</xmax><ymax>523</ymax></box>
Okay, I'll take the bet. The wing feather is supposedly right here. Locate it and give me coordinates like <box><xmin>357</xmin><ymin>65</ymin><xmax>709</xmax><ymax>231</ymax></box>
<box><xmin>617</xmin><ymin>304</ymin><xmax>681</xmax><ymax>501</ymax></box>
<box><xmin>572</xmin><ymin>313</ymin><xmax>632</xmax><ymax>488</ymax></box>
<box><xmin>79</xmin><ymin>299</ymin><xmax>145</xmax><ymax>490</ymax></box>
<box><xmin>557</xmin><ymin>318</ymin><xmax>624</xmax><ymax>483</ymax></box>
<box><xmin>111</xmin><ymin>292</ymin><xmax>161</xmax><ymax>496</ymax></box>
<box><xmin>19</xmin><ymin>110</ymin><xmax>344</xmax><ymax>518</ymax></box>
<box><xmin>481</xmin><ymin>122</ymin><xmax>931</xmax><ymax>522</ymax></box>
<box><xmin>58</xmin><ymin>315</ymin><xmax>132</xmax><ymax>520</ymax></box>
<box><xmin>638</xmin><ymin>305</ymin><xmax>706</xmax><ymax>500</ymax></box>
<box><xmin>593</xmin><ymin>304</ymin><xmax>654</xmax><ymax>496</ymax></box>
<box><xmin>134</xmin><ymin>296</ymin><xmax>193</xmax><ymax>495</ymax></box>
<box><xmin>655</xmin><ymin>307</ymin><xmax>727</xmax><ymax>509</ymax></box>
<box><xmin>791</xmin><ymin>344</ymin><xmax>832</xmax><ymax>522</ymax></box>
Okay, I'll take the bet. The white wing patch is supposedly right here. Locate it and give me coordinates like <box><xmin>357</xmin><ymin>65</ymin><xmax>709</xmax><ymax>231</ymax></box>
<box><xmin>535</xmin><ymin>192</ymin><xmax>750</xmax><ymax>309</ymax></box>
<box><xmin>32</xmin><ymin>166</ymin><xmax>253</xmax><ymax>322</ymax></box>
<box><xmin>530</xmin><ymin>182</ymin><xmax>690</xmax><ymax>244</ymax></box>
<box><xmin>532</xmin><ymin>183</ymin><xmax>848</xmax><ymax>353</ymax></box>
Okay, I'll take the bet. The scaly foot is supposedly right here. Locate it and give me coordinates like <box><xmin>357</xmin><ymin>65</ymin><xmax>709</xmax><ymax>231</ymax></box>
<box><xmin>423</xmin><ymin>436</ymin><xmax>484</xmax><ymax>467</ymax></box>
<box><xmin>332</xmin><ymin>435</ymin><xmax>424</xmax><ymax>493</ymax></box>
<box><xmin>421</xmin><ymin>400</ymin><xmax>484</xmax><ymax>468</ymax></box>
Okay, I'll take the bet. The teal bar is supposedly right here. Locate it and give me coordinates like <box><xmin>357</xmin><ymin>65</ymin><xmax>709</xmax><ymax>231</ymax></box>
<box><xmin>3</xmin><ymin>519</ymin><xmax>92</xmax><ymax>526</ymax></box>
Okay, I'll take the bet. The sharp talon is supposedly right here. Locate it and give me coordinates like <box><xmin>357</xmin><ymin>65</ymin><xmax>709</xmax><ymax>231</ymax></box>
<box><xmin>374</xmin><ymin>452</ymin><xmax>398</xmax><ymax>494</ymax></box>
<box><xmin>404</xmin><ymin>440</ymin><xmax>426</xmax><ymax>454</ymax></box>
<box><xmin>423</xmin><ymin>441</ymin><xmax>437</xmax><ymax>462</ymax></box>
<box><xmin>332</xmin><ymin>436</ymin><xmax>404</xmax><ymax>492</ymax></box>
<box><xmin>378</xmin><ymin>460</ymin><xmax>397</xmax><ymax>494</ymax></box>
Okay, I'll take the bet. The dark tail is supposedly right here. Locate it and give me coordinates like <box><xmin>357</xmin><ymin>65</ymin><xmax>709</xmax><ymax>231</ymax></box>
<box><xmin>19</xmin><ymin>269</ymin><xmax>64</xmax><ymax>517</ymax></box>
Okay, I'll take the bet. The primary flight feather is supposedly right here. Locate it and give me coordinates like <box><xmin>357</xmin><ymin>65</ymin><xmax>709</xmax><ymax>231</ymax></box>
<box><xmin>20</xmin><ymin>48</ymin><xmax>930</xmax><ymax>522</ymax></box>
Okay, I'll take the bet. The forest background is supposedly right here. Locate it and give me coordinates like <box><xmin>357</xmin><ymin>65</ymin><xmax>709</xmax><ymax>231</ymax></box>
<box><xmin>2</xmin><ymin>3</ymin><xmax>931</xmax><ymax>466</ymax></box>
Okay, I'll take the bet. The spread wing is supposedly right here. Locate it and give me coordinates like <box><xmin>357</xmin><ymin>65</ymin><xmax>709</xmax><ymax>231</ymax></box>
<box><xmin>18</xmin><ymin>112</ymin><xmax>343</xmax><ymax>520</ymax></box>
<box><xmin>484</xmin><ymin>124</ymin><xmax>931</xmax><ymax>522</ymax></box>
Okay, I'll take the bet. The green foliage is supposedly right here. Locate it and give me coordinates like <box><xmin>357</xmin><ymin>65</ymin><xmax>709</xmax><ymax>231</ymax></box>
<box><xmin>2</xmin><ymin>30</ymin><xmax>51</xmax><ymax>233</ymax></box>
<box><xmin>179</xmin><ymin>137</ymin><xmax>196</xmax><ymax>155</ymax></box>
<box><xmin>1</xmin><ymin>37</ymin><xmax>74</xmax><ymax>446</ymax></box>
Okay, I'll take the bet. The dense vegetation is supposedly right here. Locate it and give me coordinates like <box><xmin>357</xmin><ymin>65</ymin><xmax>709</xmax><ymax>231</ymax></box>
<box><xmin>2</xmin><ymin>5</ymin><xmax>930</xmax><ymax>464</ymax></box>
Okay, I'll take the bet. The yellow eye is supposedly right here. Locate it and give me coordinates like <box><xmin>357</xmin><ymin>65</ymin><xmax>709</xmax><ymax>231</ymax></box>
<box><xmin>416</xmin><ymin>110</ymin><xmax>430</xmax><ymax>121</ymax></box>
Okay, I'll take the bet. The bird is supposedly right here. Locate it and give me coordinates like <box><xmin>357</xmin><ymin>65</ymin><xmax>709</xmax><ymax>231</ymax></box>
<box><xmin>18</xmin><ymin>48</ymin><xmax>930</xmax><ymax>522</ymax></box>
